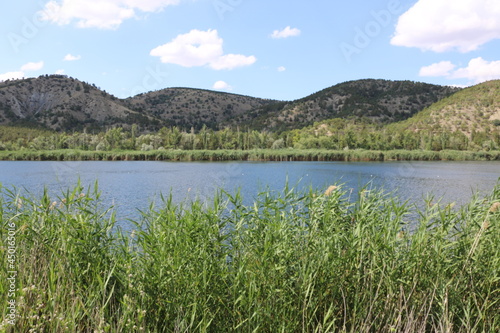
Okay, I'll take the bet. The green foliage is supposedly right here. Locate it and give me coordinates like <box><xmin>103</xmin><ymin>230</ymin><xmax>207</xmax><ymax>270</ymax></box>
<box><xmin>1</xmin><ymin>148</ymin><xmax>500</xmax><ymax>162</ymax></box>
<box><xmin>0</xmin><ymin>80</ymin><xmax>499</xmax><ymax>155</ymax></box>
<box><xmin>1</xmin><ymin>182</ymin><xmax>499</xmax><ymax>331</ymax></box>
<box><xmin>2</xmin><ymin>118</ymin><xmax>499</xmax><ymax>154</ymax></box>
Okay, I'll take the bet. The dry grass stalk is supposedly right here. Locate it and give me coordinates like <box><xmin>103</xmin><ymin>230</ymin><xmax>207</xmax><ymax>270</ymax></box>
<box><xmin>324</xmin><ymin>185</ymin><xmax>338</xmax><ymax>196</ymax></box>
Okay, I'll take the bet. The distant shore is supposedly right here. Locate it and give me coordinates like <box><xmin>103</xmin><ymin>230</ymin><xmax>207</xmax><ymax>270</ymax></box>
<box><xmin>1</xmin><ymin>148</ymin><xmax>500</xmax><ymax>162</ymax></box>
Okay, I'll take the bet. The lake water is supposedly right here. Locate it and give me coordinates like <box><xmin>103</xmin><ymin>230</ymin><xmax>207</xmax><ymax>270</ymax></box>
<box><xmin>0</xmin><ymin>161</ymin><xmax>499</xmax><ymax>224</ymax></box>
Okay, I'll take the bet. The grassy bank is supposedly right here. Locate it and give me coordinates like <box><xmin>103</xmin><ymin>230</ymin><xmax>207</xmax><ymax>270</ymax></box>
<box><xmin>1</xmin><ymin>182</ymin><xmax>499</xmax><ymax>332</ymax></box>
<box><xmin>1</xmin><ymin>148</ymin><xmax>500</xmax><ymax>162</ymax></box>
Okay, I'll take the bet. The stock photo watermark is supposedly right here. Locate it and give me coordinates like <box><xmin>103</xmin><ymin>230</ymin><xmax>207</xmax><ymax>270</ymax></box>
<box><xmin>198</xmin><ymin>162</ymin><xmax>243</xmax><ymax>202</ymax></box>
<box><xmin>340</xmin><ymin>0</ymin><xmax>404</xmax><ymax>63</ymax></box>
<box><xmin>5</xmin><ymin>220</ymin><xmax>18</xmax><ymax>326</ymax></box>
<box><xmin>213</xmin><ymin>0</ymin><xmax>244</xmax><ymax>21</ymax></box>
<box><xmin>128</xmin><ymin>65</ymin><xmax>170</xmax><ymax>97</ymax></box>
<box><xmin>387</xmin><ymin>160</ymin><xmax>416</xmax><ymax>178</ymax></box>
<box><xmin>6</xmin><ymin>1</ymin><xmax>56</xmax><ymax>53</ymax></box>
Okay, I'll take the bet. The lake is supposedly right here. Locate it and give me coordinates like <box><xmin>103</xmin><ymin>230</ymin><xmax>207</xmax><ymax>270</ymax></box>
<box><xmin>0</xmin><ymin>160</ymin><xmax>499</xmax><ymax>224</ymax></box>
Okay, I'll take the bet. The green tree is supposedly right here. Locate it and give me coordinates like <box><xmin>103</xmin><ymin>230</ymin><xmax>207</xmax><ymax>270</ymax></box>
<box><xmin>104</xmin><ymin>127</ymin><xmax>124</xmax><ymax>150</ymax></box>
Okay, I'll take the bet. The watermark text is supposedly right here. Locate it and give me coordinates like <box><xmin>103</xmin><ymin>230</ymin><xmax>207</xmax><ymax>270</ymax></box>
<box><xmin>5</xmin><ymin>221</ymin><xmax>18</xmax><ymax>326</ymax></box>
<box><xmin>340</xmin><ymin>0</ymin><xmax>403</xmax><ymax>63</ymax></box>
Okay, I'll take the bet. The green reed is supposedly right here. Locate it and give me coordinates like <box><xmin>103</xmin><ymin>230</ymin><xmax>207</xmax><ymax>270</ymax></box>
<box><xmin>1</xmin><ymin>148</ymin><xmax>500</xmax><ymax>162</ymax></box>
<box><xmin>1</xmin><ymin>181</ymin><xmax>499</xmax><ymax>332</ymax></box>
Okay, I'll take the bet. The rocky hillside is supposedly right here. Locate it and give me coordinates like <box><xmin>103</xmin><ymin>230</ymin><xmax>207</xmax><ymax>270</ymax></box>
<box><xmin>0</xmin><ymin>75</ymin><xmax>151</xmax><ymax>131</ymax></box>
<box><xmin>0</xmin><ymin>75</ymin><xmax>275</xmax><ymax>131</ymax></box>
<box><xmin>241</xmin><ymin>79</ymin><xmax>460</xmax><ymax>131</ymax></box>
<box><xmin>124</xmin><ymin>88</ymin><xmax>275</xmax><ymax>130</ymax></box>
<box><xmin>390</xmin><ymin>80</ymin><xmax>500</xmax><ymax>137</ymax></box>
<box><xmin>0</xmin><ymin>75</ymin><xmax>461</xmax><ymax>132</ymax></box>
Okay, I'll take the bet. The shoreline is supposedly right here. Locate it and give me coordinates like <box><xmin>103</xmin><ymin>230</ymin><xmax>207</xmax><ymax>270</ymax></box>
<box><xmin>1</xmin><ymin>148</ymin><xmax>500</xmax><ymax>162</ymax></box>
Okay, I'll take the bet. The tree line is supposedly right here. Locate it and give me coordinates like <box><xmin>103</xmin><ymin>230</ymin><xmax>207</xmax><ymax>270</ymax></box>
<box><xmin>0</xmin><ymin>119</ymin><xmax>499</xmax><ymax>152</ymax></box>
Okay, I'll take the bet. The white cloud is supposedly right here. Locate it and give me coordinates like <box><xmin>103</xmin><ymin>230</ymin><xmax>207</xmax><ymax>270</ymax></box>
<box><xmin>64</xmin><ymin>54</ymin><xmax>81</xmax><ymax>61</ymax></box>
<box><xmin>210</xmin><ymin>54</ymin><xmax>257</xmax><ymax>70</ymax></box>
<box><xmin>123</xmin><ymin>0</ymin><xmax>180</xmax><ymax>12</ymax></box>
<box><xmin>448</xmin><ymin>84</ymin><xmax>470</xmax><ymax>88</ymax></box>
<box><xmin>419</xmin><ymin>61</ymin><xmax>456</xmax><ymax>77</ymax></box>
<box><xmin>419</xmin><ymin>57</ymin><xmax>500</xmax><ymax>84</ymax></box>
<box><xmin>40</xmin><ymin>0</ymin><xmax>180</xmax><ymax>30</ymax></box>
<box><xmin>271</xmin><ymin>26</ymin><xmax>301</xmax><ymax>39</ymax></box>
<box><xmin>150</xmin><ymin>29</ymin><xmax>256</xmax><ymax>70</ymax></box>
<box><xmin>0</xmin><ymin>61</ymin><xmax>45</xmax><ymax>82</ymax></box>
<box><xmin>20</xmin><ymin>61</ymin><xmax>44</xmax><ymax>72</ymax></box>
<box><xmin>212</xmin><ymin>80</ymin><xmax>232</xmax><ymax>91</ymax></box>
<box><xmin>277</xmin><ymin>66</ymin><xmax>286</xmax><ymax>72</ymax></box>
<box><xmin>450</xmin><ymin>57</ymin><xmax>500</xmax><ymax>83</ymax></box>
<box><xmin>0</xmin><ymin>71</ymin><xmax>25</xmax><ymax>82</ymax></box>
<box><xmin>55</xmin><ymin>69</ymin><xmax>66</xmax><ymax>75</ymax></box>
<box><xmin>391</xmin><ymin>0</ymin><xmax>500</xmax><ymax>52</ymax></box>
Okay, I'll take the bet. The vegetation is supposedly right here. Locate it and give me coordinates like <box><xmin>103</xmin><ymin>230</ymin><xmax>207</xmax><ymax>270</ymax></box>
<box><xmin>391</xmin><ymin>80</ymin><xmax>500</xmax><ymax>139</ymax></box>
<box><xmin>0</xmin><ymin>76</ymin><xmax>460</xmax><ymax>132</ymax></box>
<box><xmin>1</xmin><ymin>182</ymin><xmax>499</xmax><ymax>332</ymax></box>
<box><xmin>289</xmin><ymin>117</ymin><xmax>499</xmax><ymax>151</ymax></box>
<box><xmin>0</xmin><ymin>115</ymin><xmax>496</xmax><ymax>153</ymax></box>
<box><xmin>0</xmin><ymin>79</ymin><xmax>498</xmax><ymax>161</ymax></box>
<box><xmin>245</xmin><ymin>79</ymin><xmax>459</xmax><ymax>130</ymax></box>
<box><xmin>1</xmin><ymin>148</ymin><xmax>500</xmax><ymax>162</ymax></box>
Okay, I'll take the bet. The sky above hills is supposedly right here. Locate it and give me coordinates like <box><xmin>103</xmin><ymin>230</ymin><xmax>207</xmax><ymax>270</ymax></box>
<box><xmin>1</xmin><ymin>0</ymin><xmax>499</xmax><ymax>101</ymax></box>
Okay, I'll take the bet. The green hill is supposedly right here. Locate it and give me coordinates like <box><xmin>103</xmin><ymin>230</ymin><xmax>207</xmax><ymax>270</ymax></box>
<box><xmin>390</xmin><ymin>80</ymin><xmax>500</xmax><ymax>137</ymax></box>
<box><xmin>289</xmin><ymin>80</ymin><xmax>499</xmax><ymax>151</ymax></box>
<box><xmin>243</xmin><ymin>79</ymin><xmax>459</xmax><ymax>131</ymax></box>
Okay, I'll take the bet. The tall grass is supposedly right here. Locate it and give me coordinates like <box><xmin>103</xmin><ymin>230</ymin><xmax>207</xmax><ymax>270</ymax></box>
<box><xmin>1</xmin><ymin>148</ymin><xmax>500</xmax><ymax>162</ymax></box>
<box><xmin>1</xmin><ymin>181</ymin><xmax>499</xmax><ymax>332</ymax></box>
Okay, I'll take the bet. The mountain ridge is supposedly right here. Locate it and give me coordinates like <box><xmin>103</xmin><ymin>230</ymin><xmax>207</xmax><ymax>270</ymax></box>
<box><xmin>0</xmin><ymin>75</ymin><xmax>461</xmax><ymax>132</ymax></box>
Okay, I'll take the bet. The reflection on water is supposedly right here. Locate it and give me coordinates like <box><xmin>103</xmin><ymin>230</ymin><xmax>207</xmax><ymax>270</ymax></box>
<box><xmin>0</xmin><ymin>160</ymin><xmax>498</xmax><ymax>224</ymax></box>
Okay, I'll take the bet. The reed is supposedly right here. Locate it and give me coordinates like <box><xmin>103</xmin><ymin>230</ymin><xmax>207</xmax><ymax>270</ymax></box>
<box><xmin>1</xmin><ymin>148</ymin><xmax>500</xmax><ymax>162</ymax></box>
<box><xmin>1</xmin><ymin>181</ymin><xmax>499</xmax><ymax>332</ymax></box>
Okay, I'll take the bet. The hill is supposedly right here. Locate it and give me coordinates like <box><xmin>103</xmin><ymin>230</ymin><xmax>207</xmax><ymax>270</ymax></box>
<box><xmin>0</xmin><ymin>75</ymin><xmax>460</xmax><ymax>132</ymax></box>
<box><xmin>390</xmin><ymin>80</ymin><xmax>500</xmax><ymax>137</ymax></box>
<box><xmin>242</xmin><ymin>79</ymin><xmax>460</xmax><ymax>131</ymax></box>
<box><xmin>124</xmin><ymin>87</ymin><xmax>276</xmax><ymax>130</ymax></box>
<box><xmin>290</xmin><ymin>80</ymin><xmax>499</xmax><ymax>151</ymax></box>
<box><xmin>0</xmin><ymin>75</ymin><xmax>154</xmax><ymax>131</ymax></box>
<box><xmin>0</xmin><ymin>75</ymin><xmax>276</xmax><ymax>131</ymax></box>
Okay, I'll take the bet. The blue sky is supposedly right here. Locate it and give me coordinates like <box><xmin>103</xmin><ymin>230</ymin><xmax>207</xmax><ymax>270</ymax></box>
<box><xmin>1</xmin><ymin>0</ymin><xmax>499</xmax><ymax>101</ymax></box>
